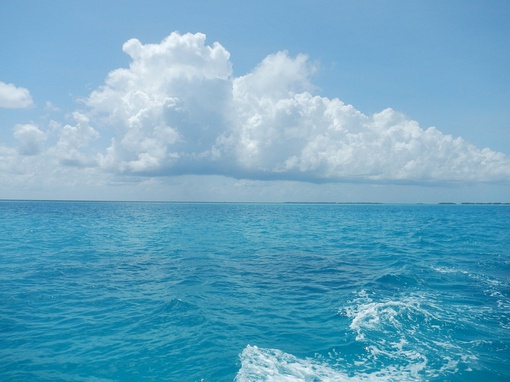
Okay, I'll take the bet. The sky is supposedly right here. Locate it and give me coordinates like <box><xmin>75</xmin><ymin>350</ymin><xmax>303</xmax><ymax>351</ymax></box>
<box><xmin>1</xmin><ymin>0</ymin><xmax>509</xmax><ymax>203</ymax></box>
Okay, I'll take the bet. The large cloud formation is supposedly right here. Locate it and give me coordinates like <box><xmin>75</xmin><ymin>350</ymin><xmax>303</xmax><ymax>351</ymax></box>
<box><xmin>9</xmin><ymin>32</ymin><xmax>510</xmax><ymax>186</ymax></box>
<box><xmin>81</xmin><ymin>32</ymin><xmax>509</xmax><ymax>183</ymax></box>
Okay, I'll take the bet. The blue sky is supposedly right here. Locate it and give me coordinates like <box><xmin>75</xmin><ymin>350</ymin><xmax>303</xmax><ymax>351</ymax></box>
<box><xmin>1</xmin><ymin>1</ymin><xmax>509</xmax><ymax>202</ymax></box>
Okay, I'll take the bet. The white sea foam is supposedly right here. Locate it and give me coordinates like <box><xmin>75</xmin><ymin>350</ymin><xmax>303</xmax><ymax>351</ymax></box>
<box><xmin>235</xmin><ymin>345</ymin><xmax>419</xmax><ymax>382</ymax></box>
<box><xmin>235</xmin><ymin>345</ymin><xmax>352</xmax><ymax>382</ymax></box>
<box><xmin>344</xmin><ymin>291</ymin><xmax>439</xmax><ymax>341</ymax></box>
<box><xmin>339</xmin><ymin>290</ymin><xmax>480</xmax><ymax>379</ymax></box>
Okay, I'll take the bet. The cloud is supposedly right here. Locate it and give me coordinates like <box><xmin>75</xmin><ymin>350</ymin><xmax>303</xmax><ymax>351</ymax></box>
<box><xmin>4</xmin><ymin>32</ymin><xmax>509</xmax><ymax>189</ymax></box>
<box><xmin>233</xmin><ymin>51</ymin><xmax>317</xmax><ymax>99</ymax></box>
<box><xmin>13</xmin><ymin>124</ymin><xmax>47</xmax><ymax>156</ymax></box>
<box><xmin>79</xmin><ymin>32</ymin><xmax>510</xmax><ymax>184</ymax></box>
<box><xmin>50</xmin><ymin>112</ymin><xmax>100</xmax><ymax>167</ymax></box>
<box><xmin>88</xmin><ymin>32</ymin><xmax>232</xmax><ymax>174</ymax></box>
<box><xmin>224</xmin><ymin>93</ymin><xmax>510</xmax><ymax>182</ymax></box>
<box><xmin>0</xmin><ymin>81</ymin><xmax>33</xmax><ymax>108</ymax></box>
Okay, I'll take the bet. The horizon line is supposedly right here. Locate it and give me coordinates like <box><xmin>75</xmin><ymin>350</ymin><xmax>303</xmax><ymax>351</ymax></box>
<box><xmin>1</xmin><ymin>199</ymin><xmax>509</xmax><ymax>205</ymax></box>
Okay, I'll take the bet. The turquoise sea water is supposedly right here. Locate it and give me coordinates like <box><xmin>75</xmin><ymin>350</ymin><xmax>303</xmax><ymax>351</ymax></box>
<box><xmin>1</xmin><ymin>201</ymin><xmax>509</xmax><ymax>381</ymax></box>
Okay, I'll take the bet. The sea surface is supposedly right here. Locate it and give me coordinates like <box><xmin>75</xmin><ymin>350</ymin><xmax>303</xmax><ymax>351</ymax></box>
<box><xmin>1</xmin><ymin>201</ymin><xmax>509</xmax><ymax>381</ymax></box>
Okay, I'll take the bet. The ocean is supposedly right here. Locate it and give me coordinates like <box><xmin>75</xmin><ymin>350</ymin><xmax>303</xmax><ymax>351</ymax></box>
<box><xmin>1</xmin><ymin>201</ymin><xmax>509</xmax><ymax>381</ymax></box>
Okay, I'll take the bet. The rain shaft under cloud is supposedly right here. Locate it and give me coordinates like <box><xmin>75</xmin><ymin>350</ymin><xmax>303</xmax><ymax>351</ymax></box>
<box><xmin>5</xmin><ymin>32</ymin><xmax>510</xmax><ymax>186</ymax></box>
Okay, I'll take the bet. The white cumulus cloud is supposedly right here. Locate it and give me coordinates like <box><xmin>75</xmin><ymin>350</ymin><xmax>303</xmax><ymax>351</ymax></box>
<box><xmin>13</xmin><ymin>124</ymin><xmax>47</xmax><ymax>156</ymax></box>
<box><xmin>78</xmin><ymin>32</ymin><xmax>510</xmax><ymax>182</ymax></box>
<box><xmin>89</xmin><ymin>32</ymin><xmax>232</xmax><ymax>174</ymax></box>
<box><xmin>55</xmin><ymin>32</ymin><xmax>510</xmax><ymax>184</ymax></box>
<box><xmin>0</xmin><ymin>81</ymin><xmax>33</xmax><ymax>108</ymax></box>
<box><xmin>51</xmin><ymin>112</ymin><xmax>100</xmax><ymax>167</ymax></box>
<box><xmin>223</xmin><ymin>91</ymin><xmax>510</xmax><ymax>182</ymax></box>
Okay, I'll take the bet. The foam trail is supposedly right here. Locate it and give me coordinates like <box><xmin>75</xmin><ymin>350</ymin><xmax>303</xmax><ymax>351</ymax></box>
<box><xmin>342</xmin><ymin>290</ymin><xmax>479</xmax><ymax>380</ymax></box>
<box><xmin>234</xmin><ymin>345</ymin><xmax>425</xmax><ymax>382</ymax></box>
<box><xmin>235</xmin><ymin>345</ymin><xmax>355</xmax><ymax>382</ymax></box>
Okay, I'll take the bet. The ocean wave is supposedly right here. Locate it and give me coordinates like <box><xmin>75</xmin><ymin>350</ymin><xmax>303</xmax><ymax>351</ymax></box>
<box><xmin>339</xmin><ymin>290</ymin><xmax>479</xmax><ymax>380</ymax></box>
<box><xmin>430</xmin><ymin>266</ymin><xmax>510</xmax><ymax>331</ymax></box>
<box><xmin>234</xmin><ymin>344</ymin><xmax>450</xmax><ymax>382</ymax></box>
<box><xmin>235</xmin><ymin>345</ymin><xmax>348</xmax><ymax>382</ymax></box>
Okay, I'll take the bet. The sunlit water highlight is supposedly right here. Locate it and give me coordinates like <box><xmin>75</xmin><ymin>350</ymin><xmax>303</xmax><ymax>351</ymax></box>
<box><xmin>1</xmin><ymin>201</ymin><xmax>509</xmax><ymax>381</ymax></box>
